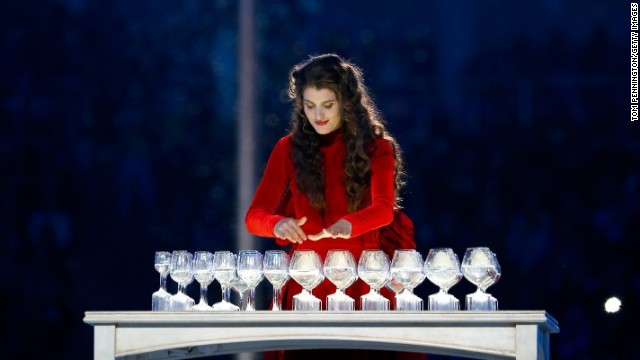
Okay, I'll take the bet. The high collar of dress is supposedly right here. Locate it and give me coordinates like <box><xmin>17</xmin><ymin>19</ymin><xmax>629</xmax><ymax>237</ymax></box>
<box><xmin>319</xmin><ymin>128</ymin><xmax>342</xmax><ymax>147</ymax></box>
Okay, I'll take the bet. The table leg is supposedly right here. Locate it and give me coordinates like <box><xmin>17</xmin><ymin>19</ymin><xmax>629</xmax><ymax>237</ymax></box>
<box><xmin>94</xmin><ymin>324</ymin><xmax>116</xmax><ymax>360</ymax></box>
<box><xmin>515</xmin><ymin>324</ymin><xmax>545</xmax><ymax>360</ymax></box>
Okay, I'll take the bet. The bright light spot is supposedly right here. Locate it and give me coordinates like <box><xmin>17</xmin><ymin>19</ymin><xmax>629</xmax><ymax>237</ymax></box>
<box><xmin>604</xmin><ymin>297</ymin><xmax>622</xmax><ymax>313</ymax></box>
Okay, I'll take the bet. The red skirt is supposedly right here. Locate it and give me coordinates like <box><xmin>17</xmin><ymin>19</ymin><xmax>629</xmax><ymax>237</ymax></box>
<box><xmin>264</xmin><ymin>276</ymin><xmax>428</xmax><ymax>360</ymax></box>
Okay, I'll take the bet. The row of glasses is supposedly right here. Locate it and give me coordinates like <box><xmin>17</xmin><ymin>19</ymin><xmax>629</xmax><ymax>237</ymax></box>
<box><xmin>153</xmin><ymin>247</ymin><xmax>501</xmax><ymax>312</ymax></box>
<box><xmin>287</xmin><ymin>249</ymin><xmax>423</xmax><ymax>311</ymax></box>
<box><xmin>391</xmin><ymin>247</ymin><xmax>502</xmax><ymax>311</ymax></box>
<box><xmin>288</xmin><ymin>247</ymin><xmax>501</xmax><ymax>312</ymax></box>
<box><xmin>153</xmin><ymin>250</ymin><xmax>292</xmax><ymax>311</ymax></box>
<box><xmin>232</xmin><ymin>250</ymin><xmax>292</xmax><ymax>311</ymax></box>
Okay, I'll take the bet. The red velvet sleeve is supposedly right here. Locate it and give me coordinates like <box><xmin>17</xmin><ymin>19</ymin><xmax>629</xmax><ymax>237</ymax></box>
<box><xmin>341</xmin><ymin>138</ymin><xmax>395</xmax><ymax>238</ymax></box>
<box><xmin>244</xmin><ymin>136</ymin><xmax>291</xmax><ymax>238</ymax></box>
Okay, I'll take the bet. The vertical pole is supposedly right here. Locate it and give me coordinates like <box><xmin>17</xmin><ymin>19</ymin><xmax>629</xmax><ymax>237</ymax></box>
<box><xmin>236</xmin><ymin>1</ymin><xmax>258</xmax><ymax>359</ymax></box>
<box><xmin>237</xmin><ymin>0</ymin><xmax>257</xmax><ymax>253</ymax></box>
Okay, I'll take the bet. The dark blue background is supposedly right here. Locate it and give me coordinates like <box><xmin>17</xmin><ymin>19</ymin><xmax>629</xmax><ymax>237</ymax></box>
<box><xmin>1</xmin><ymin>0</ymin><xmax>637</xmax><ymax>359</ymax></box>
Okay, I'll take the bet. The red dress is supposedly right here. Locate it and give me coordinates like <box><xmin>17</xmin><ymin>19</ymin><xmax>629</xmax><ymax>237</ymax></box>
<box><xmin>245</xmin><ymin>130</ymin><xmax>426</xmax><ymax>360</ymax></box>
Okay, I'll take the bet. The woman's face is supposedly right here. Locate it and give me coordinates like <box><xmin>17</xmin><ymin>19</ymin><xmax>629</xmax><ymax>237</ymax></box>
<box><xmin>302</xmin><ymin>86</ymin><xmax>342</xmax><ymax>135</ymax></box>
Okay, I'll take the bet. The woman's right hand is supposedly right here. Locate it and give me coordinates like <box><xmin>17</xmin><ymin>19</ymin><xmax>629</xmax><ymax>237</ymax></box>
<box><xmin>274</xmin><ymin>216</ymin><xmax>308</xmax><ymax>244</ymax></box>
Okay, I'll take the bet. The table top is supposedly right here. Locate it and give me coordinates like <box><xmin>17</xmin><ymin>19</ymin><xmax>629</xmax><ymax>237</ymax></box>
<box><xmin>84</xmin><ymin>310</ymin><xmax>559</xmax><ymax>333</ymax></box>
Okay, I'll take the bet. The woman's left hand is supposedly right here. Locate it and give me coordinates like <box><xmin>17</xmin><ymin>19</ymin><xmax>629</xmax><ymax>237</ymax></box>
<box><xmin>307</xmin><ymin>219</ymin><xmax>352</xmax><ymax>241</ymax></box>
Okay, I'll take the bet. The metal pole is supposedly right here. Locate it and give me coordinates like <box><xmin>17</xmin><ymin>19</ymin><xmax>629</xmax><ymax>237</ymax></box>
<box><xmin>236</xmin><ymin>0</ymin><xmax>257</xmax><ymax>253</ymax></box>
<box><xmin>236</xmin><ymin>2</ymin><xmax>259</xmax><ymax>358</ymax></box>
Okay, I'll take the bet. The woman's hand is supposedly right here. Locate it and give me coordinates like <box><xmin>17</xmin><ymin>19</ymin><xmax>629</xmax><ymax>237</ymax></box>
<box><xmin>307</xmin><ymin>219</ymin><xmax>352</xmax><ymax>241</ymax></box>
<box><xmin>274</xmin><ymin>216</ymin><xmax>308</xmax><ymax>244</ymax></box>
<box><xmin>386</xmin><ymin>277</ymin><xmax>404</xmax><ymax>293</ymax></box>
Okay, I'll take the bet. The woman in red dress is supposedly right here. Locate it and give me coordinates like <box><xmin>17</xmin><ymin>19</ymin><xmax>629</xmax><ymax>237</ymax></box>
<box><xmin>245</xmin><ymin>54</ymin><xmax>424</xmax><ymax>360</ymax></box>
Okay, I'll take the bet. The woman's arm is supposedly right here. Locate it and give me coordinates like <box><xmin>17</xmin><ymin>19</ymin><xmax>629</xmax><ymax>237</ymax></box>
<box><xmin>341</xmin><ymin>137</ymin><xmax>395</xmax><ymax>237</ymax></box>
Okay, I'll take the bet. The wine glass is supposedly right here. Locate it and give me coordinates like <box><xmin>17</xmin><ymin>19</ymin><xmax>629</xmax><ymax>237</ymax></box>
<box><xmin>263</xmin><ymin>250</ymin><xmax>290</xmax><ymax>311</ymax></box>
<box><xmin>192</xmin><ymin>251</ymin><xmax>215</xmax><ymax>311</ymax></box>
<box><xmin>230</xmin><ymin>272</ymin><xmax>250</xmax><ymax>310</ymax></box>
<box><xmin>152</xmin><ymin>251</ymin><xmax>172</xmax><ymax>311</ymax></box>
<box><xmin>358</xmin><ymin>249</ymin><xmax>391</xmax><ymax>311</ymax></box>
<box><xmin>390</xmin><ymin>249</ymin><xmax>426</xmax><ymax>311</ymax></box>
<box><xmin>289</xmin><ymin>250</ymin><xmax>324</xmax><ymax>311</ymax></box>
<box><xmin>237</xmin><ymin>250</ymin><xmax>264</xmax><ymax>311</ymax></box>
<box><xmin>424</xmin><ymin>248</ymin><xmax>462</xmax><ymax>311</ymax></box>
<box><xmin>212</xmin><ymin>251</ymin><xmax>239</xmax><ymax>311</ymax></box>
<box><xmin>324</xmin><ymin>250</ymin><xmax>358</xmax><ymax>311</ymax></box>
<box><xmin>168</xmin><ymin>250</ymin><xmax>195</xmax><ymax>311</ymax></box>
<box><xmin>461</xmin><ymin>247</ymin><xmax>501</xmax><ymax>311</ymax></box>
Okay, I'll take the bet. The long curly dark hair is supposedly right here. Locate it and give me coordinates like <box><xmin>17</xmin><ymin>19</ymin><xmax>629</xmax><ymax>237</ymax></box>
<box><xmin>288</xmin><ymin>54</ymin><xmax>406</xmax><ymax>213</ymax></box>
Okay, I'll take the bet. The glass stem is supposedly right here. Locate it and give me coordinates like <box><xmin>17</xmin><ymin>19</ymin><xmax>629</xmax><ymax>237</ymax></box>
<box><xmin>301</xmin><ymin>288</ymin><xmax>311</xmax><ymax>298</ymax></box>
<box><xmin>238</xmin><ymin>292</ymin><xmax>245</xmax><ymax>310</ymax></box>
<box><xmin>200</xmin><ymin>286</ymin><xmax>208</xmax><ymax>305</ymax></box>
<box><xmin>272</xmin><ymin>287</ymin><xmax>282</xmax><ymax>311</ymax></box>
<box><xmin>246</xmin><ymin>288</ymin><xmax>255</xmax><ymax>311</ymax></box>
<box><xmin>161</xmin><ymin>274</ymin><xmax>168</xmax><ymax>292</ymax></box>
<box><xmin>222</xmin><ymin>286</ymin><xmax>231</xmax><ymax>302</ymax></box>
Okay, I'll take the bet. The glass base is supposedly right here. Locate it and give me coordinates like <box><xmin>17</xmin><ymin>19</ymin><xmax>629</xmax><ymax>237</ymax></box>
<box><xmin>152</xmin><ymin>289</ymin><xmax>171</xmax><ymax>311</ymax></box>
<box><xmin>293</xmin><ymin>292</ymin><xmax>321</xmax><ymax>311</ymax></box>
<box><xmin>169</xmin><ymin>293</ymin><xmax>195</xmax><ymax>311</ymax></box>
<box><xmin>465</xmin><ymin>291</ymin><xmax>498</xmax><ymax>311</ymax></box>
<box><xmin>212</xmin><ymin>301</ymin><xmax>240</xmax><ymax>311</ymax></box>
<box><xmin>327</xmin><ymin>292</ymin><xmax>355</xmax><ymax>311</ymax></box>
<box><xmin>396</xmin><ymin>292</ymin><xmax>423</xmax><ymax>311</ymax></box>
<box><xmin>428</xmin><ymin>292</ymin><xmax>460</xmax><ymax>311</ymax></box>
<box><xmin>192</xmin><ymin>302</ymin><xmax>213</xmax><ymax>311</ymax></box>
<box><xmin>361</xmin><ymin>292</ymin><xmax>390</xmax><ymax>311</ymax></box>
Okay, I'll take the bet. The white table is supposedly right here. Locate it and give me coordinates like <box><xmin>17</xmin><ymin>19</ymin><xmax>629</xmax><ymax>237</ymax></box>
<box><xmin>83</xmin><ymin>311</ymin><xmax>559</xmax><ymax>360</ymax></box>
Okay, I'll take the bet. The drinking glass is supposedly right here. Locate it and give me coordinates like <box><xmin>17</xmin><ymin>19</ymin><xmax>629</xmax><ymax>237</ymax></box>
<box><xmin>237</xmin><ymin>250</ymin><xmax>264</xmax><ymax>311</ymax></box>
<box><xmin>152</xmin><ymin>251</ymin><xmax>172</xmax><ymax>311</ymax></box>
<box><xmin>324</xmin><ymin>250</ymin><xmax>358</xmax><ymax>311</ymax></box>
<box><xmin>390</xmin><ymin>249</ymin><xmax>426</xmax><ymax>311</ymax></box>
<box><xmin>263</xmin><ymin>250</ymin><xmax>290</xmax><ymax>311</ymax></box>
<box><xmin>192</xmin><ymin>251</ymin><xmax>215</xmax><ymax>311</ymax></box>
<box><xmin>230</xmin><ymin>272</ymin><xmax>250</xmax><ymax>310</ymax></box>
<box><xmin>461</xmin><ymin>247</ymin><xmax>501</xmax><ymax>311</ymax></box>
<box><xmin>168</xmin><ymin>250</ymin><xmax>195</xmax><ymax>311</ymax></box>
<box><xmin>357</xmin><ymin>250</ymin><xmax>391</xmax><ymax>311</ymax></box>
<box><xmin>212</xmin><ymin>251</ymin><xmax>239</xmax><ymax>311</ymax></box>
<box><xmin>289</xmin><ymin>250</ymin><xmax>324</xmax><ymax>311</ymax></box>
<box><xmin>424</xmin><ymin>248</ymin><xmax>462</xmax><ymax>311</ymax></box>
